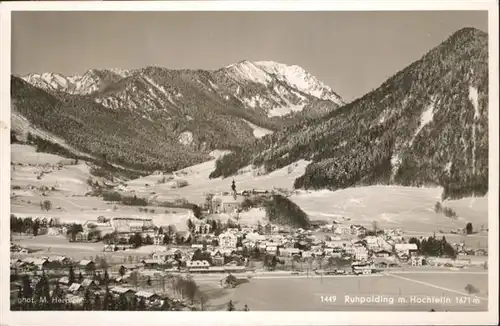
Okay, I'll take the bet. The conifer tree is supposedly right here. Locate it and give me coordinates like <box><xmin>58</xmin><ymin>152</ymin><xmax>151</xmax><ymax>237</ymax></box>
<box><xmin>131</xmin><ymin>296</ymin><xmax>138</xmax><ymax>310</ymax></box>
<box><xmin>68</xmin><ymin>266</ymin><xmax>76</xmax><ymax>284</ymax></box>
<box><xmin>94</xmin><ymin>293</ymin><xmax>102</xmax><ymax>310</ymax></box>
<box><xmin>51</xmin><ymin>283</ymin><xmax>64</xmax><ymax>310</ymax></box>
<box><xmin>117</xmin><ymin>293</ymin><xmax>129</xmax><ymax>311</ymax></box>
<box><xmin>161</xmin><ymin>299</ymin><xmax>170</xmax><ymax>311</ymax></box>
<box><xmin>103</xmin><ymin>286</ymin><xmax>112</xmax><ymax>310</ymax></box>
<box><xmin>138</xmin><ymin>297</ymin><xmax>146</xmax><ymax>310</ymax></box>
<box><xmin>41</xmin><ymin>272</ymin><xmax>51</xmax><ymax>309</ymax></box>
<box><xmin>103</xmin><ymin>269</ymin><xmax>110</xmax><ymax>286</ymax></box>
<box><xmin>21</xmin><ymin>274</ymin><xmax>33</xmax><ymax>300</ymax></box>
<box><xmin>83</xmin><ymin>289</ymin><xmax>92</xmax><ymax>310</ymax></box>
<box><xmin>16</xmin><ymin>285</ymin><xmax>23</xmax><ymax>300</ymax></box>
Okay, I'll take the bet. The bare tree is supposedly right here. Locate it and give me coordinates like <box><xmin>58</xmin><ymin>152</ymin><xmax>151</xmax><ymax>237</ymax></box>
<box><xmin>180</xmin><ymin>276</ymin><xmax>199</xmax><ymax>305</ymax></box>
<box><xmin>196</xmin><ymin>290</ymin><xmax>208</xmax><ymax>311</ymax></box>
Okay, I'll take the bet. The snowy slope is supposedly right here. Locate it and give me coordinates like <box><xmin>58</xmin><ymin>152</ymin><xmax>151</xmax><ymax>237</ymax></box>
<box><xmin>254</xmin><ymin>61</ymin><xmax>344</xmax><ymax>105</ymax></box>
<box><xmin>21</xmin><ymin>69</ymin><xmax>132</xmax><ymax>95</ymax></box>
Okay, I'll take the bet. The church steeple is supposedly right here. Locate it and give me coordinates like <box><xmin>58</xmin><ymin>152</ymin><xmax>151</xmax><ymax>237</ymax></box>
<box><xmin>231</xmin><ymin>179</ymin><xmax>237</xmax><ymax>199</ymax></box>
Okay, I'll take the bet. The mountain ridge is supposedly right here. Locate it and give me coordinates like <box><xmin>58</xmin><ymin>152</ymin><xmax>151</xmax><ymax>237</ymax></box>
<box><xmin>210</xmin><ymin>27</ymin><xmax>489</xmax><ymax>200</ymax></box>
<box><xmin>12</xmin><ymin>60</ymin><xmax>344</xmax><ymax>173</ymax></box>
<box><xmin>20</xmin><ymin>60</ymin><xmax>344</xmax><ymax>106</ymax></box>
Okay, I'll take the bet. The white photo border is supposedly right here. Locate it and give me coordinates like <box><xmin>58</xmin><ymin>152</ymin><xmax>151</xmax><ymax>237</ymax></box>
<box><xmin>1</xmin><ymin>1</ymin><xmax>498</xmax><ymax>325</ymax></box>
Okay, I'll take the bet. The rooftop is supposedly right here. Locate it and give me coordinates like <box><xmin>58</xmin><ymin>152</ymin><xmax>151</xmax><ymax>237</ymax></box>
<box><xmin>111</xmin><ymin>286</ymin><xmax>135</xmax><ymax>294</ymax></box>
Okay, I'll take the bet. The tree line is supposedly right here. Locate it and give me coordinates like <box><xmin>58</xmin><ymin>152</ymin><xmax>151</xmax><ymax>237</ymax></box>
<box><xmin>408</xmin><ymin>235</ymin><xmax>457</xmax><ymax>258</ymax></box>
<box><xmin>240</xmin><ymin>194</ymin><xmax>310</xmax><ymax>229</ymax></box>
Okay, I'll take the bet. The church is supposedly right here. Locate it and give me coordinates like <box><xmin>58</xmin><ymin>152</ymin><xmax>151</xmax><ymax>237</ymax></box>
<box><xmin>208</xmin><ymin>180</ymin><xmax>244</xmax><ymax>214</ymax></box>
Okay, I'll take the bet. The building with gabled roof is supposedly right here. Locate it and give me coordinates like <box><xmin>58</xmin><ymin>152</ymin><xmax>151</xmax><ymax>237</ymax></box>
<box><xmin>58</xmin><ymin>276</ymin><xmax>70</xmax><ymax>285</ymax></box>
<box><xmin>68</xmin><ymin>283</ymin><xmax>83</xmax><ymax>293</ymax></box>
<box><xmin>209</xmin><ymin>195</ymin><xmax>244</xmax><ymax>214</ymax></box>
<box><xmin>81</xmin><ymin>279</ymin><xmax>97</xmax><ymax>288</ymax></box>
<box><xmin>110</xmin><ymin>286</ymin><xmax>136</xmax><ymax>296</ymax></box>
<box><xmin>394</xmin><ymin>243</ymin><xmax>418</xmax><ymax>256</ymax></box>
<box><xmin>135</xmin><ymin>291</ymin><xmax>160</xmax><ymax>302</ymax></box>
<box><xmin>186</xmin><ymin>260</ymin><xmax>210</xmax><ymax>270</ymax></box>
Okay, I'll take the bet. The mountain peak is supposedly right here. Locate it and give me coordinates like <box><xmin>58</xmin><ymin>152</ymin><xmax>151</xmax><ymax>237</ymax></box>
<box><xmin>453</xmin><ymin>27</ymin><xmax>487</xmax><ymax>38</ymax></box>
<box><xmin>437</xmin><ymin>27</ymin><xmax>488</xmax><ymax>53</ymax></box>
<box><xmin>222</xmin><ymin>60</ymin><xmax>344</xmax><ymax>105</ymax></box>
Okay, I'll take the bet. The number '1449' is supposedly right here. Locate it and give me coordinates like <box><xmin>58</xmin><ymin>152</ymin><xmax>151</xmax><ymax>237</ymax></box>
<box><xmin>320</xmin><ymin>295</ymin><xmax>337</xmax><ymax>303</ymax></box>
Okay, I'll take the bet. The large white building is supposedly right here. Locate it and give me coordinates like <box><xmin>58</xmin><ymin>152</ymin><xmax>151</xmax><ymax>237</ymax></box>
<box><xmin>209</xmin><ymin>195</ymin><xmax>244</xmax><ymax>214</ymax></box>
<box><xmin>354</xmin><ymin>246</ymin><xmax>368</xmax><ymax>261</ymax></box>
<box><xmin>218</xmin><ymin>232</ymin><xmax>238</xmax><ymax>248</ymax></box>
<box><xmin>394</xmin><ymin>243</ymin><xmax>418</xmax><ymax>256</ymax></box>
<box><xmin>194</xmin><ymin>221</ymin><xmax>211</xmax><ymax>234</ymax></box>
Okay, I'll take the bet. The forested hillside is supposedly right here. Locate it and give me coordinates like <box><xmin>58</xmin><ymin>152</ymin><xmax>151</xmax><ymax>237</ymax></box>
<box><xmin>211</xmin><ymin>28</ymin><xmax>489</xmax><ymax>200</ymax></box>
<box><xmin>11</xmin><ymin>77</ymin><xmax>213</xmax><ymax>171</ymax></box>
<box><xmin>13</xmin><ymin>61</ymin><xmax>343</xmax><ymax>173</ymax></box>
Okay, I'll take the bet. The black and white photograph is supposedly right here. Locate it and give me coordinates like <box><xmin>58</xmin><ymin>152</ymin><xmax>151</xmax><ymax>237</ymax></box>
<box><xmin>1</xmin><ymin>1</ymin><xmax>498</xmax><ymax>325</ymax></box>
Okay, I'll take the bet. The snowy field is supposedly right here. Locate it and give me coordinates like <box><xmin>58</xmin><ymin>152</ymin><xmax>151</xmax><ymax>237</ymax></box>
<box><xmin>123</xmin><ymin>158</ymin><xmax>488</xmax><ymax>234</ymax></box>
<box><xmin>123</xmin><ymin>158</ymin><xmax>311</xmax><ymax>204</ymax></box>
<box><xmin>11</xmin><ymin>235</ymin><xmax>161</xmax><ymax>262</ymax></box>
<box><xmin>11</xmin><ymin>195</ymin><xmax>194</xmax><ymax>229</ymax></box>
<box><xmin>10</xmin><ymin>144</ymin><xmax>489</xmax><ymax>235</ymax></box>
<box><xmin>10</xmin><ymin>145</ymin><xmax>194</xmax><ymax>228</ymax></box>
<box><xmin>290</xmin><ymin>186</ymin><xmax>488</xmax><ymax>233</ymax></box>
<box><xmin>11</xmin><ymin>144</ymin><xmax>76</xmax><ymax>165</ymax></box>
<box><xmin>198</xmin><ymin>271</ymin><xmax>488</xmax><ymax>311</ymax></box>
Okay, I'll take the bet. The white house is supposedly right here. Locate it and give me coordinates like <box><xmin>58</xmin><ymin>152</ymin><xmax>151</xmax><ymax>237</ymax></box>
<box><xmin>210</xmin><ymin>195</ymin><xmax>244</xmax><ymax>214</ymax></box>
<box><xmin>302</xmin><ymin>251</ymin><xmax>313</xmax><ymax>258</ymax></box>
<box><xmin>186</xmin><ymin>260</ymin><xmax>210</xmax><ymax>271</ymax></box>
<box><xmin>153</xmin><ymin>234</ymin><xmax>165</xmax><ymax>245</ymax></box>
<box><xmin>333</xmin><ymin>225</ymin><xmax>351</xmax><ymax>235</ymax></box>
<box><xmin>245</xmin><ymin>233</ymin><xmax>266</xmax><ymax>242</ymax></box>
<box><xmin>354</xmin><ymin>247</ymin><xmax>369</xmax><ymax>261</ymax></box>
<box><xmin>326</xmin><ymin>240</ymin><xmax>351</xmax><ymax>249</ymax></box>
<box><xmin>394</xmin><ymin>243</ymin><xmax>418</xmax><ymax>256</ymax></box>
<box><xmin>135</xmin><ymin>291</ymin><xmax>160</xmax><ymax>303</ymax></box>
<box><xmin>194</xmin><ymin>222</ymin><xmax>211</xmax><ymax>234</ymax></box>
<box><xmin>218</xmin><ymin>232</ymin><xmax>238</xmax><ymax>249</ymax></box>
<box><xmin>266</xmin><ymin>246</ymin><xmax>278</xmax><ymax>255</ymax></box>
<box><xmin>410</xmin><ymin>256</ymin><xmax>424</xmax><ymax>266</ymax></box>
<box><xmin>280</xmin><ymin>248</ymin><xmax>300</xmax><ymax>257</ymax></box>
<box><xmin>352</xmin><ymin>263</ymin><xmax>373</xmax><ymax>275</ymax></box>
<box><xmin>240</xmin><ymin>227</ymin><xmax>255</xmax><ymax>234</ymax></box>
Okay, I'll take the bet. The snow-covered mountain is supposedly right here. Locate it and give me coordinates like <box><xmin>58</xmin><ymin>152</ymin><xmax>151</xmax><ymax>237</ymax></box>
<box><xmin>13</xmin><ymin>61</ymin><xmax>344</xmax><ymax>173</ymax></box>
<box><xmin>209</xmin><ymin>28</ymin><xmax>489</xmax><ymax>200</ymax></box>
<box><xmin>21</xmin><ymin>61</ymin><xmax>344</xmax><ymax>119</ymax></box>
<box><xmin>22</xmin><ymin>69</ymin><xmax>133</xmax><ymax>95</ymax></box>
<box><xmin>226</xmin><ymin>60</ymin><xmax>343</xmax><ymax>103</ymax></box>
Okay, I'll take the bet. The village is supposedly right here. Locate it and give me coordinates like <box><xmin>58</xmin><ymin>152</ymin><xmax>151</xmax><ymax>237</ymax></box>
<box><xmin>10</xmin><ymin>180</ymin><xmax>489</xmax><ymax>311</ymax></box>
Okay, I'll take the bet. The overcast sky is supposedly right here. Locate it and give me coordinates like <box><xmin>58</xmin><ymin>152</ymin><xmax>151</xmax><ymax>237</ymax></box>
<box><xmin>11</xmin><ymin>11</ymin><xmax>488</xmax><ymax>102</ymax></box>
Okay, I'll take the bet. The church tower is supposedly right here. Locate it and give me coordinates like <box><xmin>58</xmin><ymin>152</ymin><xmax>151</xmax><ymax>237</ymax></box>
<box><xmin>231</xmin><ymin>179</ymin><xmax>237</xmax><ymax>199</ymax></box>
